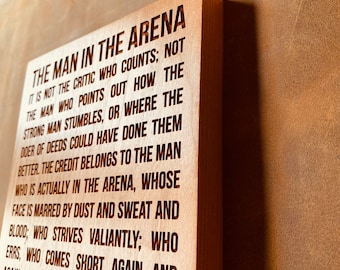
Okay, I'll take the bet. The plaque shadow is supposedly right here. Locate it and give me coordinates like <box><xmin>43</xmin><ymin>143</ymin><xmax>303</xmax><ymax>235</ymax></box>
<box><xmin>223</xmin><ymin>2</ymin><xmax>266</xmax><ymax>269</ymax></box>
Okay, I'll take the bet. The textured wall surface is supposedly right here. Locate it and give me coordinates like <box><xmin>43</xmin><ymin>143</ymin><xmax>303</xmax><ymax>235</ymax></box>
<box><xmin>0</xmin><ymin>0</ymin><xmax>339</xmax><ymax>269</ymax></box>
<box><xmin>256</xmin><ymin>1</ymin><xmax>339</xmax><ymax>269</ymax></box>
<box><xmin>223</xmin><ymin>0</ymin><xmax>339</xmax><ymax>269</ymax></box>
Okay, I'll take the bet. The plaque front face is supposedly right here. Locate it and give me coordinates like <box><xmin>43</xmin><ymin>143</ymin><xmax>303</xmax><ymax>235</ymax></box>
<box><xmin>0</xmin><ymin>0</ymin><xmax>202</xmax><ymax>269</ymax></box>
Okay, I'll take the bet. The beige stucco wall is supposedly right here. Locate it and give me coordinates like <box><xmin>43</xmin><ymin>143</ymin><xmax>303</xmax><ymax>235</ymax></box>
<box><xmin>0</xmin><ymin>0</ymin><xmax>339</xmax><ymax>269</ymax></box>
<box><xmin>254</xmin><ymin>1</ymin><xmax>339</xmax><ymax>269</ymax></box>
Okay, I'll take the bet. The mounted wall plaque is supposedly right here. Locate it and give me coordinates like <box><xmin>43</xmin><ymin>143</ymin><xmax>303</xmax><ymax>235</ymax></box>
<box><xmin>0</xmin><ymin>0</ymin><xmax>209</xmax><ymax>269</ymax></box>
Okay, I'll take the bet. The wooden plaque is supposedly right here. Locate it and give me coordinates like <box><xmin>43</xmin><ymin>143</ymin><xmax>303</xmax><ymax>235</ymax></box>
<box><xmin>0</xmin><ymin>0</ymin><xmax>205</xmax><ymax>269</ymax></box>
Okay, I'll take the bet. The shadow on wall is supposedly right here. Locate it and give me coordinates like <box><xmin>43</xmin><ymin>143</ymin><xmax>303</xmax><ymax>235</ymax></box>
<box><xmin>223</xmin><ymin>2</ymin><xmax>266</xmax><ymax>269</ymax></box>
